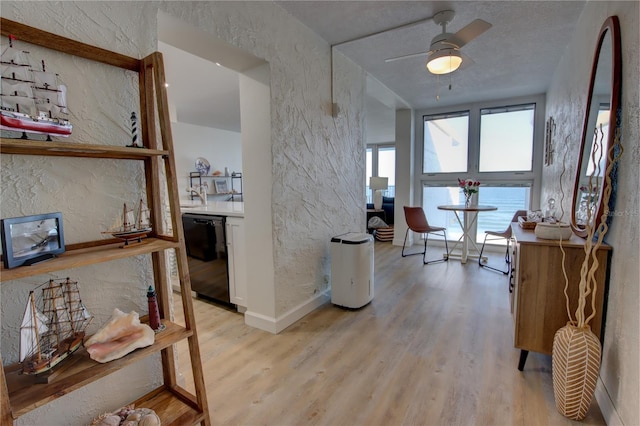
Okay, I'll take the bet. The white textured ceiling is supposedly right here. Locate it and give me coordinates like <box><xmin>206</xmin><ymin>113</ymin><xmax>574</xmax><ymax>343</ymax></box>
<box><xmin>278</xmin><ymin>0</ymin><xmax>586</xmax><ymax>109</ymax></box>
<box><xmin>160</xmin><ymin>1</ymin><xmax>586</xmax><ymax>132</ymax></box>
<box><xmin>159</xmin><ymin>41</ymin><xmax>241</xmax><ymax>132</ymax></box>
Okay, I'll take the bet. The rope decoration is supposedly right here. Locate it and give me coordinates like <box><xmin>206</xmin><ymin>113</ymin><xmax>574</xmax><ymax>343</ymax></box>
<box><xmin>560</xmin><ymin>125</ymin><xmax>623</xmax><ymax>327</ymax></box>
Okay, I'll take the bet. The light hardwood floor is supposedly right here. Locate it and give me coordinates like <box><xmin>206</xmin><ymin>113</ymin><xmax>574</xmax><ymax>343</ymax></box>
<box><xmin>174</xmin><ymin>241</ymin><xmax>605</xmax><ymax>426</ymax></box>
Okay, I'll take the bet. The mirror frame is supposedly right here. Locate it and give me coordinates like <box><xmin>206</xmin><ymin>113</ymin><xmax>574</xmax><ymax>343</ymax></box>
<box><xmin>571</xmin><ymin>16</ymin><xmax>622</xmax><ymax>238</ymax></box>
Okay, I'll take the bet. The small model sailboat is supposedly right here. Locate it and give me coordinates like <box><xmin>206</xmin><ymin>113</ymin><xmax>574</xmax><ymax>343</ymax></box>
<box><xmin>103</xmin><ymin>199</ymin><xmax>152</xmax><ymax>245</ymax></box>
<box><xmin>20</xmin><ymin>278</ymin><xmax>92</xmax><ymax>375</ymax></box>
<box><xmin>1</xmin><ymin>35</ymin><xmax>72</xmax><ymax>139</ymax></box>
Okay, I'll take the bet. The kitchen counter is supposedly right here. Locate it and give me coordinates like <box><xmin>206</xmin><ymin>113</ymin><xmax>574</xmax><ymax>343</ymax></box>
<box><xmin>180</xmin><ymin>200</ymin><xmax>244</xmax><ymax>217</ymax></box>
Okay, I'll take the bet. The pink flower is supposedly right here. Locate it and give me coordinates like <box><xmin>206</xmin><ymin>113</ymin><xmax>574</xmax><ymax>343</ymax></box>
<box><xmin>458</xmin><ymin>177</ymin><xmax>481</xmax><ymax>195</ymax></box>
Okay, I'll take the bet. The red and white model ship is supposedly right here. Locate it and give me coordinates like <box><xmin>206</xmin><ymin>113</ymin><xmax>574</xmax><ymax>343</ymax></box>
<box><xmin>1</xmin><ymin>35</ymin><xmax>72</xmax><ymax>138</ymax></box>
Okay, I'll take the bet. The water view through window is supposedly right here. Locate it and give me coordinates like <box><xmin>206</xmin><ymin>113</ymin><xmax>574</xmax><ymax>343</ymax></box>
<box><xmin>422</xmin><ymin>102</ymin><xmax>536</xmax><ymax>244</ymax></box>
<box><xmin>423</xmin><ymin>185</ymin><xmax>530</xmax><ymax>243</ymax></box>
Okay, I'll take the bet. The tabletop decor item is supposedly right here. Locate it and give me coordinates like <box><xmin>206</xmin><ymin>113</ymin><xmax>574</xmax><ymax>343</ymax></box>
<box><xmin>194</xmin><ymin>157</ymin><xmax>211</xmax><ymax>176</ymax></box>
<box><xmin>126</xmin><ymin>112</ymin><xmax>143</xmax><ymax>148</ymax></box>
<box><xmin>552</xmin><ymin>126</ymin><xmax>623</xmax><ymax>420</ymax></box>
<box><xmin>0</xmin><ymin>35</ymin><xmax>72</xmax><ymax>139</ymax></box>
<box><xmin>19</xmin><ymin>278</ymin><xmax>92</xmax><ymax>375</ymax></box>
<box><xmin>1</xmin><ymin>212</ymin><xmax>65</xmax><ymax>268</ymax></box>
<box><xmin>214</xmin><ymin>179</ymin><xmax>229</xmax><ymax>194</ymax></box>
<box><xmin>85</xmin><ymin>308</ymin><xmax>155</xmax><ymax>363</ymax></box>
<box><xmin>146</xmin><ymin>286</ymin><xmax>165</xmax><ymax>332</ymax></box>
<box><xmin>369</xmin><ymin>176</ymin><xmax>389</xmax><ymax>210</ymax></box>
<box><xmin>458</xmin><ymin>178</ymin><xmax>480</xmax><ymax>206</ymax></box>
<box><xmin>102</xmin><ymin>200</ymin><xmax>152</xmax><ymax>246</ymax></box>
<box><xmin>534</xmin><ymin>221</ymin><xmax>572</xmax><ymax>240</ymax></box>
<box><xmin>91</xmin><ymin>404</ymin><xmax>160</xmax><ymax>426</ymax></box>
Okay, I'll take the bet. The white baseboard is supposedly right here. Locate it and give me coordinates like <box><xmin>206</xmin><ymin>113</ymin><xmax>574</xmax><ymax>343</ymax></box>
<box><xmin>244</xmin><ymin>290</ymin><xmax>330</xmax><ymax>334</ymax></box>
<box><xmin>595</xmin><ymin>376</ymin><xmax>623</xmax><ymax>425</ymax></box>
<box><xmin>243</xmin><ymin>310</ymin><xmax>278</xmax><ymax>333</ymax></box>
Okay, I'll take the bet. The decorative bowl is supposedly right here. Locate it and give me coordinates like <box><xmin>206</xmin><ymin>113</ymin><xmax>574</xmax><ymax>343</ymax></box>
<box><xmin>194</xmin><ymin>157</ymin><xmax>211</xmax><ymax>176</ymax></box>
<box><xmin>534</xmin><ymin>222</ymin><xmax>573</xmax><ymax>240</ymax></box>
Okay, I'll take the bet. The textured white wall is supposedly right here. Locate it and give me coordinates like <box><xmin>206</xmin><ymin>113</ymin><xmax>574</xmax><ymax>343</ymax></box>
<box><xmin>165</xmin><ymin>2</ymin><xmax>365</xmax><ymax>318</ymax></box>
<box><xmin>159</xmin><ymin>1</ymin><xmax>366</xmax><ymax>318</ymax></box>
<box><xmin>1</xmin><ymin>2</ymin><xmax>162</xmax><ymax>425</ymax></box>
<box><xmin>544</xmin><ymin>2</ymin><xmax>639</xmax><ymax>424</ymax></box>
<box><xmin>1</xmin><ymin>1</ymin><xmax>366</xmax><ymax>423</ymax></box>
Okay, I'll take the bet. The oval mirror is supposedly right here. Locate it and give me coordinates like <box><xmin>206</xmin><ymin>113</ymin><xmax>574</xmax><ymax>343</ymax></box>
<box><xmin>571</xmin><ymin>16</ymin><xmax>621</xmax><ymax>238</ymax></box>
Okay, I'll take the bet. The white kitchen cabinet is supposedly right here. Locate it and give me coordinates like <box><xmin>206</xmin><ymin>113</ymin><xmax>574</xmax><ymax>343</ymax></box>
<box><xmin>226</xmin><ymin>217</ymin><xmax>247</xmax><ymax>307</ymax></box>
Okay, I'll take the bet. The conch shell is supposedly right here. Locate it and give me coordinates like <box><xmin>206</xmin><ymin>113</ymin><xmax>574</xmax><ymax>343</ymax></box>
<box><xmin>85</xmin><ymin>309</ymin><xmax>155</xmax><ymax>363</ymax></box>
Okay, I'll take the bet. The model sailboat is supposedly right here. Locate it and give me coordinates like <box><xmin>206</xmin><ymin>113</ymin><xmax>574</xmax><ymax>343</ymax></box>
<box><xmin>20</xmin><ymin>278</ymin><xmax>92</xmax><ymax>375</ymax></box>
<box><xmin>1</xmin><ymin>35</ymin><xmax>72</xmax><ymax>138</ymax></box>
<box><xmin>103</xmin><ymin>200</ymin><xmax>152</xmax><ymax>245</ymax></box>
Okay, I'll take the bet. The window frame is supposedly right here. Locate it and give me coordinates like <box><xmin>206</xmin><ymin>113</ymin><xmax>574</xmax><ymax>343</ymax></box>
<box><xmin>415</xmin><ymin>95</ymin><xmax>545</xmax><ymax>209</ymax></box>
<box><xmin>367</xmin><ymin>143</ymin><xmax>396</xmax><ymax>202</ymax></box>
<box><xmin>479</xmin><ymin>103</ymin><xmax>537</xmax><ymax>173</ymax></box>
<box><xmin>422</xmin><ymin>110</ymin><xmax>470</xmax><ymax>174</ymax></box>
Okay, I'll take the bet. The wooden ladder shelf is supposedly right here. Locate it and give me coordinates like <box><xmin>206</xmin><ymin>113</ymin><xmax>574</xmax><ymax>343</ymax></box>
<box><xmin>0</xmin><ymin>18</ymin><xmax>210</xmax><ymax>425</ymax></box>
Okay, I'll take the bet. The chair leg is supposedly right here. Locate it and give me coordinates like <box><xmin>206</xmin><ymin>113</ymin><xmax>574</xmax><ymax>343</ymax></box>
<box><xmin>479</xmin><ymin>234</ymin><xmax>509</xmax><ymax>274</ymax></box>
<box><xmin>423</xmin><ymin>231</ymin><xmax>448</xmax><ymax>265</ymax></box>
<box><xmin>444</xmin><ymin>232</ymin><xmax>449</xmax><ymax>260</ymax></box>
<box><xmin>478</xmin><ymin>234</ymin><xmax>488</xmax><ymax>267</ymax></box>
<box><xmin>422</xmin><ymin>234</ymin><xmax>428</xmax><ymax>263</ymax></box>
<box><xmin>402</xmin><ymin>228</ymin><xmax>426</xmax><ymax>258</ymax></box>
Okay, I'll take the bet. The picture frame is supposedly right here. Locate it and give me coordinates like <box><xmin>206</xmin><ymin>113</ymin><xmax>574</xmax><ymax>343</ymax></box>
<box><xmin>1</xmin><ymin>212</ymin><xmax>65</xmax><ymax>269</ymax></box>
<box><xmin>214</xmin><ymin>179</ymin><xmax>229</xmax><ymax>194</ymax></box>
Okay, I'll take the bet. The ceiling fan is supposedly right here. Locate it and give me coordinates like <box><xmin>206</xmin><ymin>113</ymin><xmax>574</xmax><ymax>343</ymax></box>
<box><xmin>385</xmin><ymin>10</ymin><xmax>492</xmax><ymax>75</ymax></box>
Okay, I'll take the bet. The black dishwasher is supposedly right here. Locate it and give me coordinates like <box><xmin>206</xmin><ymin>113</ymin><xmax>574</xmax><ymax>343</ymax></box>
<box><xmin>182</xmin><ymin>213</ymin><xmax>230</xmax><ymax>305</ymax></box>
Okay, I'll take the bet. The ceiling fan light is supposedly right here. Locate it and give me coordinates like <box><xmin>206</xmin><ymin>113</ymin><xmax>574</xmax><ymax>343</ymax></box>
<box><xmin>426</xmin><ymin>49</ymin><xmax>462</xmax><ymax>74</ymax></box>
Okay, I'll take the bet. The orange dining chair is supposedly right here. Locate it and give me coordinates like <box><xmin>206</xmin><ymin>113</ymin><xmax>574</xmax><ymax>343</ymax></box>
<box><xmin>478</xmin><ymin>210</ymin><xmax>527</xmax><ymax>274</ymax></box>
<box><xmin>402</xmin><ymin>206</ymin><xmax>448</xmax><ymax>265</ymax></box>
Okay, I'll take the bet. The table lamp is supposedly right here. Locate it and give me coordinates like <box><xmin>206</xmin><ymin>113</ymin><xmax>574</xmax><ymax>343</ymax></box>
<box><xmin>369</xmin><ymin>177</ymin><xmax>388</xmax><ymax>210</ymax></box>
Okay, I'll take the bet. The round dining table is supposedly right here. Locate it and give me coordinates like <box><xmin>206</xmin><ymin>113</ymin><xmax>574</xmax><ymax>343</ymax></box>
<box><xmin>437</xmin><ymin>204</ymin><xmax>498</xmax><ymax>263</ymax></box>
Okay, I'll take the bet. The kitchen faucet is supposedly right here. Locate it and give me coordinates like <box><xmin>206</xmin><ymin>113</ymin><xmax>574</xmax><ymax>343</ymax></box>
<box><xmin>187</xmin><ymin>184</ymin><xmax>208</xmax><ymax>205</ymax></box>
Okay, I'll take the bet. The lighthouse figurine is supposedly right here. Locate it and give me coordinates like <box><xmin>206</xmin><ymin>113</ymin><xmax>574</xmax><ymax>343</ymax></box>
<box><xmin>147</xmin><ymin>286</ymin><xmax>165</xmax><ymax>332</ymax></box>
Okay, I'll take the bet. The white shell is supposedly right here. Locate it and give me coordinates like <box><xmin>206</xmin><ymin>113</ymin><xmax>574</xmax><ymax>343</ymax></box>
<box><xmin>534</xmin><ymin>222</ymin><xmax>573</xmax><ymax>240</ymax></box>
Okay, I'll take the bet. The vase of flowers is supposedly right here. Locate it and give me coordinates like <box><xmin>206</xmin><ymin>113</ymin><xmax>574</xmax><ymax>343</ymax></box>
<box><xmin>458</xmin><ymin>178</ymin><xmax>480</xmax><ymax>206</ymax></box>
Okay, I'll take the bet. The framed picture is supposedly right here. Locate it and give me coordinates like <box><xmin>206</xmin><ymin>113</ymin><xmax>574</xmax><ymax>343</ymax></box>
<box><xmin>1</xmin><ymin>212</ymin><xmax>65</xmax><ymax>269</ymax></box>
<box><xmin>214</xmin><ymin>179</ymin><xmax>229</xmax><ymax>194</ymax></box>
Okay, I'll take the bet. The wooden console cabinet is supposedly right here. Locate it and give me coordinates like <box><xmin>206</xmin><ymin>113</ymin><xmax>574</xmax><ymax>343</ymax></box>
<box><xmin>510</xmin><ymin>224</ymin><xmax>611</xmax><ymax>370</ymax></box>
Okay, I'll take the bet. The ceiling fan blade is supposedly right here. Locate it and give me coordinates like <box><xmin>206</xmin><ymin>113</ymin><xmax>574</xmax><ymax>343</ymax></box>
<box><xmin>384</xmin><ymin>50</ymin><xmax>431</xmax><ymax>63</ymax></box>
<box><xmin>458</xmin><ymin>52</ymin><xmax>475</xmax><ymax>70</ymax></box>
<box><xmin>449</xmin><ymin>19</ymin><xmax>492</xmax><ymax>48</ymax></box>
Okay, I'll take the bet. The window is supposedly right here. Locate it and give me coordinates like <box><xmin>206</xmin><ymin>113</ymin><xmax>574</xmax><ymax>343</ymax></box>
<box><xmin>475</xmin><ymin>185</ymin><xmax>531</xmax><ymax>243</ymax></box>
<box><xmin>479</xmin><ymin>104</ymin><xmax>535</xmax><ymax>172</ymax></box>
<box><xmin>422</xmin><ymin>184</ymin><xmax>531</xmax><ymax>244</ymax></box>
<box><xmin>420</xmin><ymin>100</ymin><xmax>539</xmax><ymax>244</ymax></box>
<box><xmin>423</xmin><ymin>112</ymin><xmax>469</xmax><ymax>173</ymax></box>
<box><xmin>585</xmin><ymin>106</ymin><xmax>610</xmax><ymax>177</ymax></box>
<box><xmin>366</xmin><ymin>144</ymin><xmax>395</xmax><ymax>202</ymax></box>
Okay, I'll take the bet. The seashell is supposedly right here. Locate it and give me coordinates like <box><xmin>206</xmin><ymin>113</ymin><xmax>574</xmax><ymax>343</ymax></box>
<box><xmin>138</xmin><ymin>412</ymin><xmax>162</xmax><ymax>426</ymax></box>
<box><xmin>90</xmin><ymin>414</ymin><xmax>121</xmax><ymax>426</ymax></box>
<box><xmin>85</xmin><ymin>309</ymin><xmax>155</xmax><ymax>363</ymax></box>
